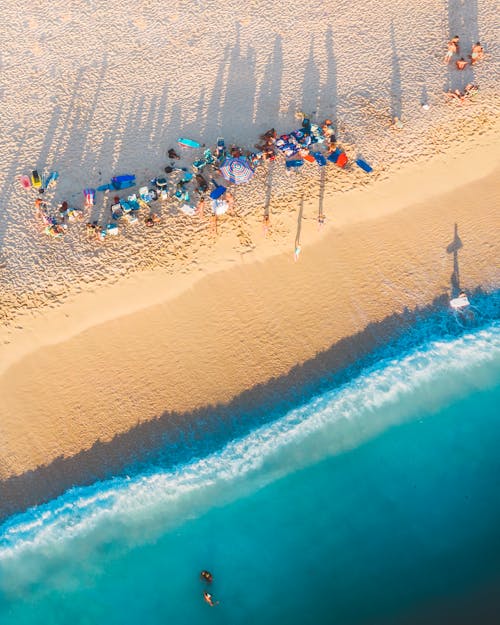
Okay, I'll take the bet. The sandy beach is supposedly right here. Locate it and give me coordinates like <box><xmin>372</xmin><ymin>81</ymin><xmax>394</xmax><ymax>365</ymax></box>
<box><xmin>0</xmin><ymin>0</ymin><xmax>499</xmax><ymax>520</ymax></box>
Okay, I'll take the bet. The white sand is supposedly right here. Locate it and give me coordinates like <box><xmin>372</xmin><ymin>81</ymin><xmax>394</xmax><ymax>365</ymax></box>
<box><xmin>0</xmin><ymin>0</ymin><xmax>498</xmax><ymax>323</ymax></box>
<box><xmin>0</xmin><ymin>0</ymin><xmax>498</xmax><ymax>515</ymax></box>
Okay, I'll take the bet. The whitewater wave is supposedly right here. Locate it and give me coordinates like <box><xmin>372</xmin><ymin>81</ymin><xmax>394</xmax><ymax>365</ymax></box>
<box><xmin>1</xmin><ymin>319</ymin><xmax>499</xmax><ymax>584</ymax></box>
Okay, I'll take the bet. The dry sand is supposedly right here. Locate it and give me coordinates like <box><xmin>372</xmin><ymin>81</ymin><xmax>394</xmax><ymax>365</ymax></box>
<box><xmin>0</xmin><ymin>0</ymin><xmax>499</xmax><ymax>518</ymax></box>
<box><xmin>0</xmin><ymin>126</ymin><xmax>499</xmax><ymax>519</ymax></box>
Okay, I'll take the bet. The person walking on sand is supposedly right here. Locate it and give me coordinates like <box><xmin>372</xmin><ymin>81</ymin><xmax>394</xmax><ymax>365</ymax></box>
<box><xmin>456</xmin><ymin>57</ymin><xmax>468</xmax><ymax>70</ymax></box>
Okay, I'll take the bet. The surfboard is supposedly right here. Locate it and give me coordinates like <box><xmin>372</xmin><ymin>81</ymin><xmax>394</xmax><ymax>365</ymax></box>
<box><xmin>355</xmin><ymin>158</ymin><xmax>373</xmax><ymax>173</ymax></box>
<box><xmin>177</xmin><ymin>137</ymin><xmax>201</xmax><ymax>149</ymax></box>
<box><xmin>20</xmin><ymin>175</ymin><xmax>31</xmax><ymax>189</ymax></box>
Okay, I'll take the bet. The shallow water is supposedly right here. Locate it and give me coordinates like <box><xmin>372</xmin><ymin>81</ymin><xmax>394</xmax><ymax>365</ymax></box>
<box><xmin>1</xmin><ymin>311</ymin><xmax>499</xmax><ymax>624</ymax></box>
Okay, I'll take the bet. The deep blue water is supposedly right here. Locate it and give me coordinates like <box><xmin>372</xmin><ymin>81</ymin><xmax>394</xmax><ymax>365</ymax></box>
<box><xmin>0</xmin><ymin>312</ymin><xmax>499</xmax><ymax>625</ymax></box>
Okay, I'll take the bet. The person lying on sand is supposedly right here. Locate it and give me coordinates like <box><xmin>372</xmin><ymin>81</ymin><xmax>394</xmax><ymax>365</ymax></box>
<box><xmin>168</xmin><ymin>148</ymin><xmax>181</xmax><ymax>160</ymax></box>
<box><xmin>470</xmin><ymin>42</ymin><xmax>484</xmax><ymax>64</ymax></box>
<box><xmin>443</xmin><ymin>36</ymin><xmax>459</xmax><ymax>64</ymax></box>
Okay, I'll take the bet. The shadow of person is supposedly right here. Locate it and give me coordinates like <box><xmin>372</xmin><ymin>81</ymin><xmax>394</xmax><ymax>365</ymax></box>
<box><xmin>447</xmin><ymin>223</ymin><xmax>463</xmax><ymax>296</ymax></box>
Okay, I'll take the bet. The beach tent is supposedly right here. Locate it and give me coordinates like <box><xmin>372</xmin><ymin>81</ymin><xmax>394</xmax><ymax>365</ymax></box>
<box><xmin>219</xmin><ymin>157</ymin><xmax>254</xmax><ymax>185</ymax></box>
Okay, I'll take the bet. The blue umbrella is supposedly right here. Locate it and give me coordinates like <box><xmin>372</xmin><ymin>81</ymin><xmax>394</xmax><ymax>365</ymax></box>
<box><xmin>219</xmin><ymin>157</ymin><xmax>254</xmax><ymax>185</ymax></box>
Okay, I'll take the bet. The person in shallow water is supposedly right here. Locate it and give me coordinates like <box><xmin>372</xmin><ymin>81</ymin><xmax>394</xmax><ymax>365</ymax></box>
<box><xmin>200</xmin><ymin>570</ymin><xmax>213</xmax><ymax>583</ymax></box>
<box><xmin>203</xmin><ymin>591</ymin><xmax>219</xmax><ymax>607</ymax></box>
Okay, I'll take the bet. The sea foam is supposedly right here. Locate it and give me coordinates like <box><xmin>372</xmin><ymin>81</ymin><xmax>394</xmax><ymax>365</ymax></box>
<box><xmin>1</xmin><ymin>318</ymin><xmax>498</xmax><ymax>590</ymax></box>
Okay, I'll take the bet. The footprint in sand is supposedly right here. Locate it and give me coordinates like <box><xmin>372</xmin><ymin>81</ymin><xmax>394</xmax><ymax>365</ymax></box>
<box><xmin>132</xmin><ymin>16</ymin><xmax>147</xmax><ymax>31</ymax></box>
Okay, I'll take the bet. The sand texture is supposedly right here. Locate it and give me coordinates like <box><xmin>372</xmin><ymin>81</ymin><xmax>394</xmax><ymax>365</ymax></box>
<box><xmin>0</xmin><ymin>0</ymin><xmax>499</xmax><ymax>518</ymax></box>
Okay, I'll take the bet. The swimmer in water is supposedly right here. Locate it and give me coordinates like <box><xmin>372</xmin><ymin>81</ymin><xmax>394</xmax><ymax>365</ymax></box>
<box><xmin>203</xmin><ymin>591</ymin><xmax>219</xmax><ymax>607</ymax></box>
<box><xmin>200</xmin><ymin>570</ymin><xmax>213</xmax><ymax>583</ymax></box>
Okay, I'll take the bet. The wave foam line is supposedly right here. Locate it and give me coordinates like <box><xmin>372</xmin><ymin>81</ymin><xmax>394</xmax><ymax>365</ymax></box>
<box><xmin>1</xmin><ymin>321</ymin><xmax>499</xmax><ymax>564</ymax></box>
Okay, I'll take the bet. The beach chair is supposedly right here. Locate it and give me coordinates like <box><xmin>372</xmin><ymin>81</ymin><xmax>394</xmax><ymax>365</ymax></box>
<box><xmin>139</xmin><ymin>186</ymin><xmax>153</xmax><ymax>203</ymax></box>
<box><xmin>110</xmin><ymin>203</ymin><xmax>123</xmax><ymax>220</ymax></box>
<box><xmin>215</xmin><ymin>137</ymin><xmax>225</xmax><ymax>162</ymax></box>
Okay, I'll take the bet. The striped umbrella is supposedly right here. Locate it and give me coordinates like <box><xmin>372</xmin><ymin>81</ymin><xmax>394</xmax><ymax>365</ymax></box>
<box><xmin>219</xmin><ymin>157</ymin><xmax>254</xmax><ymax>185</ymax></box>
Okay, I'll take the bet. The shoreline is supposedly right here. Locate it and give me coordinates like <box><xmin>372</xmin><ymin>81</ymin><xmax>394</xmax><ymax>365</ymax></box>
<box><xmin>0</xmin><ymin>128</ymin><xmax>499</xmax><ymax>519</ymax></box>
<box><xmin>1</xmin><ymin>119</ymin><xmax>498</xmax><ymax>374</ymax></box>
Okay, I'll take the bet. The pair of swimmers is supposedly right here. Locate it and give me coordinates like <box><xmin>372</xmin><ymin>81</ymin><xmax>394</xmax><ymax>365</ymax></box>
<box><xmin>200</xmin><ymin>570</ymin><xmax>219</xmax><ymax>607</ymax></box>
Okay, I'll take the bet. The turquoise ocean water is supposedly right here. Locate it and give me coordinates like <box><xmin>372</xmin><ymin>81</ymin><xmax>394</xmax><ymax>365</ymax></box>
<box><xmin>1</xmin><ymin>296</ymin><xmax>499</xmax><ymax>624</ymax></box>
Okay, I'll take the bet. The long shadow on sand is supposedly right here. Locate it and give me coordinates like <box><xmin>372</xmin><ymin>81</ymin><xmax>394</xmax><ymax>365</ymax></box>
<box><xmin>1</xmin><ymin>286</ymin><xmax>496</xmax><ymax>523</ymax></box>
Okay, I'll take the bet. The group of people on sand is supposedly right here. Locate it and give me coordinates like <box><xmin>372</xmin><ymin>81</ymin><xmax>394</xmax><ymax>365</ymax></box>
<box><xmin>443</xmin><ymin>36</ymin><xmax>484</xmax><ymax>69</ymax></box>
<box><xmin>443</xmin><ymin>36</ymin><xmax>484</xmax><ymax>104</ymax></box>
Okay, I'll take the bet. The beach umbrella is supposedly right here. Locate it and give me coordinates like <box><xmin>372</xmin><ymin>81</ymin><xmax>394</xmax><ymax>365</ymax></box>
<box><xmin>219</xmin><ymin>157</ymin><xmax>254</xmax><ymax>185</ymax></box>
<box><xmin>211</xmin><ymin>199</ymin><xmax>229</xmax><ymax>215</ymax></box>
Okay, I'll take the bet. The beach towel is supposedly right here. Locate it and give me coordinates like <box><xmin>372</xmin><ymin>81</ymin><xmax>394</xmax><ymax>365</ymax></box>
<box><xmin>112</xmin><ymin>174</ymin><xmax>135</xmax><ymax>183</ymax></box>
<box><xmin>112</xmin><ymin>179</ymin><xmax>136</xmax><ymax>191</ymax></box>
<box><xmin>19</xmin><ymin>175</ymin><xmax>31</xmax><ymax>189</ymax></box>
<box><xmin>312</xmin><ymin>152</ymin><xmax>327</xmax><ymax>166</ymax></box>
<box><xmin>355</xmin><ymin>158</ymin><xmax>373</xmax><ymax>173</ymax></box>
<box><xmin>45</xmin><ymin>171</ymin><xmax>59</xmax><ymax>188</ymax></box>
<box><xmin>210</xmin><ymin>179</ymin><xmax>226</xmax><ymax>200</ymax></box>
<box><xmin>31</xmin><ymin>170</ymin><xmax>42</xmax><ymax>188</ymax></box>
<box><xmin>84</xmin><ymin>188</ymin><xmax>96</xmax><ymax>206</ymax></box>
